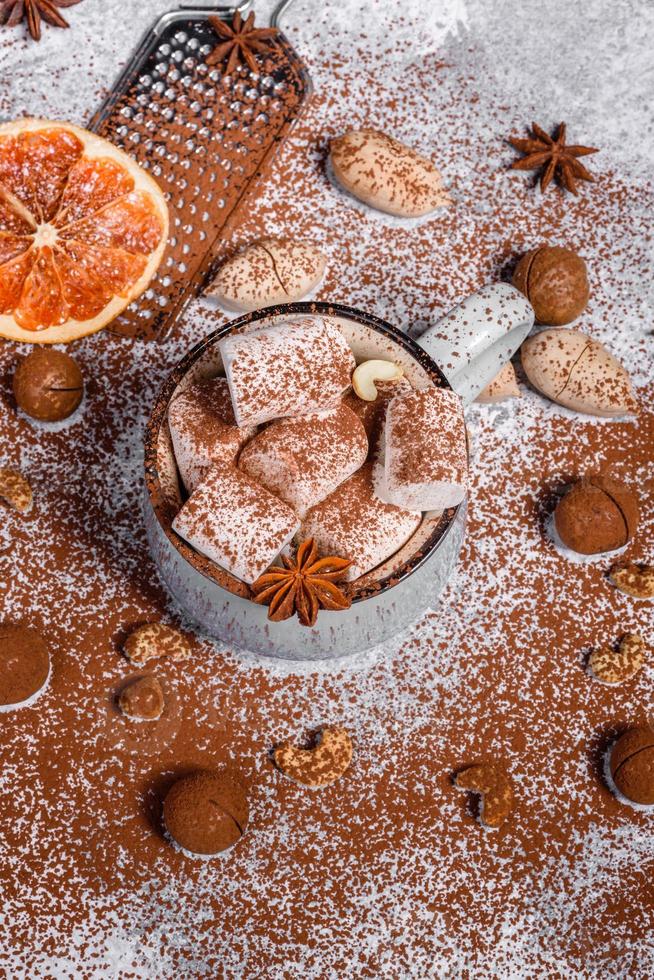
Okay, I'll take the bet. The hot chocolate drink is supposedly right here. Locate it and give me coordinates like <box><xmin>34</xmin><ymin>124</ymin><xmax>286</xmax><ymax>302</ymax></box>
<box><xmin>168</xmin><ymin>316</ymin><xmax>469</xmax><ymax>616</ymax></box>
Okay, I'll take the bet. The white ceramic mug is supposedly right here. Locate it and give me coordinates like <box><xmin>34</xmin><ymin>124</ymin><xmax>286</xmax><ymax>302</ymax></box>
<box><xmin>144</xmin><ymin>283</ymin><xmax>533</xmax><ymax>660</ymax></box>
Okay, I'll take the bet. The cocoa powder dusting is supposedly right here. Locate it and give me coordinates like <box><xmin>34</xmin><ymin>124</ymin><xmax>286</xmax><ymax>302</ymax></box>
<box><xmin>173</xmin><ymin>462</ymin><xmax>299</xmax><ymax>584</ymax></box>
<box><xmin>0</xmin><ymin>1</ymin><xmax>653</xmax><ymax>976</ymax></box>
<box><xmin>220</xmin><ymin>316</ymin><xmax>355</xmax><ymax>426</ymax></box>
<box><xmin>301</xmin><ymin>462</ymin><xmax>422</xmax><ymax>580</ymax></box>
<box><xmin>168</xmin><ymin>377</ymin><xmax>255</xmax><ymax>493</ymax></box>
<box><xmin>239</xmin><ymin>402</ymin><xmax>368</xmax><ymax>517</ymax></box>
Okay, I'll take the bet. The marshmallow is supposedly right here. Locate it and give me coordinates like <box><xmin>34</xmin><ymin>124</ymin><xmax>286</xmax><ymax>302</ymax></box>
<box><xmin>239</xmin><ymin>404</ymin><xmax>368</xmax><ymax>518</ymax></box>
<box><xmin>375</xmin><ymin>387</ymin><xmax>468</xmax><ymax>512</ymax></box>
<box><xmin>172</xmin><ymin>464</ymin><xmax>299</xmax><ymax>585</ymax></box>
<box><xmin>219</xmin><ymin>317</ymin><xmax>356</xmax><ymax>427</ymax></box>
<box><xmin>343</xmin><ymin>376</ymin><xmax>412</xmax><ymax>453</ymax></box>
<box><xmin>300</xmin><ymin>462</ymin><xmax>421</xmax><ymax>581</ymax></box>
<box><xmin>168</xmin><ymin>378</ymin><xmax>256</xmax><ymax>494</ymax></box>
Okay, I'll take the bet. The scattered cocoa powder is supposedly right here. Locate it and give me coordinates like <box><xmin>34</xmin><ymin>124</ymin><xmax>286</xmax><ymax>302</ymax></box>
<box><xmin>0</xmin><ymin>4</ymin><xmax>652</xmax><ymax>974</ymax></box>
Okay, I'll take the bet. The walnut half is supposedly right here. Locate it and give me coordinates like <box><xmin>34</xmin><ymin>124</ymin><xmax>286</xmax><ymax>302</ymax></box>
<box><xmin>609</xmin><ymin>563</ymin><xmax>654</xmax><ymax>600</ymax></box>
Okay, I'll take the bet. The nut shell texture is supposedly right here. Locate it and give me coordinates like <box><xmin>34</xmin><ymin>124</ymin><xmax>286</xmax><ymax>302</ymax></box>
<box><xmin>554</xmin><ymin>475</ymin><xmax>638</xmax><ymax>555</ymax></box>
<box><xmin>208</xmin><ymin>239</ymin><xmax>326</xmax><ymax>312</ymax></box>
<box><xmin>513</xmin><ymin>245</ymin><xmax>589</xmax><ymax>325</ymax></box>
<box><xmin>13</xmin><ymin>348</ymin><xmax>83</xmax><ymax>421</ymax></box>
<box><xmin>521</xmin><ymin>328</ymin><xmax>636</xmax><ymax>417</ymax></box>
<box><xmin>330</xmin><ymin>129</ymin><xmax>451</xmax><ymax>217</ymax></box>
<box><xmin>476</xmin><ymin>361</ymin><xmax>520</xmax><ymax>403</ymax></box>
<box><xmin>163</xmin><ymin>771</ymin><xmax>249</xmax><ymax>855</ymax></box>
<box><xmin>610</xmin><ymin>727</ymin><xmax>654</xmax><ymax>805</ymax></box>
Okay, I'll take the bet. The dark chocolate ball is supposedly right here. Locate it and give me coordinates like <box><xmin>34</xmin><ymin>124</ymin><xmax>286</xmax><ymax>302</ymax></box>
<box><xmin>0</xmin><ymin>624</ymin><xmax>50</xmax><ymax>710</ymax></box>
<box><xmin>554</xmin><ymin>474</ymin><xmax>638</xmax><ymax>555</ymax></box>
<box><xmin>13</xmin><ymin>349</ymin><xmax>83</xmax><ymax>422</ymax></box>
<box><xmin>163</xmin><ymin>770</ymin><xmax>248</xmax><ymax>855</ymax></box>
<box><xmin>610</xmin><ymin>726</ymin><xmax>654</xmax><ymax>806</ymax></box>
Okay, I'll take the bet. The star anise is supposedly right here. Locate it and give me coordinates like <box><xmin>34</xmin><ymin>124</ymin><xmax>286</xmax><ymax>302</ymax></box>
<box><xmin>508</xmin><ymin>121</ymin><xmax>599</xmax><ymax>195</ymax></box>
<box><xmin>207</xmin><ymin>11</ymin><xmax>277</xmax><ymax>76</ymax></box>
<box><xmin>0</xmin><ymin>0</ymin><xmax>80</xmax><ymax>42</ymax></box>
<box><xmin>251</xmin><ymin>538</ymin><xmax>352</xmax><ymax>628</ymax></box>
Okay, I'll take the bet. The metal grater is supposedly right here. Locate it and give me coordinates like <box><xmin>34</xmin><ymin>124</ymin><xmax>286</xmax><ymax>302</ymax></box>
<box><xmin>88</xmin><ymin>2</ymin><xmax>311</xmax><ymax>341</ymax></box>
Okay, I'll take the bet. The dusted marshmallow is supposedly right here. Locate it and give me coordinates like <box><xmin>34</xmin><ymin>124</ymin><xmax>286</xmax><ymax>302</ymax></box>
<box><xmin>239</xmin><ymin>404</ymin><xmax>368</xmax><ymax>518</ymax></box>
<box><xmin>376</xmin><ymin>388</ymin><xmax>468</xmax><ymax>512</ymax></box>
<box><xmin>172</xmin><ymin>464</ymin><xmax>299</xmax><ymax>585</ymax></box>
<box><xmin>343</xmin><ymin>376</ymin><xmax>412</xmax><ymax>452</ymax></box>
<box><xmin>300</xmin><ymin>463</ymin><xmax>421</xmax><ymax>581</ymax></box>
<box><xmin>219</xmin><ymin>317</ymin><xmax>356</xmax><ymax>427</ymax></box>
<box><xmin>168</xmin><ymin>378</ymin><xmax>255</xmax><ymax>493</ymax></box>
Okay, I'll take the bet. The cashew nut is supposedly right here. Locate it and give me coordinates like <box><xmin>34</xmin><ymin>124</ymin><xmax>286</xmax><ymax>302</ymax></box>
<box><xmin>455</xmin><ymin>763</ymin><xmax>514</xmax><ymax>829</ymax></box>
<box><xmin>351</xmin><ymin>359</ymin><xmax>404</xmax><ymax>402</ymax></box>
<box><xmin>273</xmin><ymin>725</ymin><xmax>353</xmax><ymax>787</ymax></box>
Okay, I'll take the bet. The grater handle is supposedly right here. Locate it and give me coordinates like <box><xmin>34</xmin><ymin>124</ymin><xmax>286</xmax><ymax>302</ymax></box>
<box><xmin>179</xmin><ymin>2</ymin><xmax>252</xmax><ymax>13</ymax></box>
<box><xmin>178</xmin><ymin>1</ymin><xmax>299</xmax><ymax>28</ymax></box>
<box><xmin>179</xmin><ymin>1</ymin><xmax>298</xmax><ymax>28</ymax></box>
<box><xmin>271</xmin><ymin>0</ymin><xmax>300</xmax><ymax>27</ymax></box>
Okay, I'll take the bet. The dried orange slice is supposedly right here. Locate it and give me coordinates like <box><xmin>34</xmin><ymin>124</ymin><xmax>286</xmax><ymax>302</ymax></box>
<box><xmin>0</xmin><ymin>118</ymin><xmax>169</xmax><ymax>344</ymax></box>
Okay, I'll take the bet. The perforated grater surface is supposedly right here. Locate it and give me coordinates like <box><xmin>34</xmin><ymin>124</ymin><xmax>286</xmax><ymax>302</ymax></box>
<box><xmin>88</xmin><ymin>3</ymin><xmax>311</xmax><ymax>341</ymax></box>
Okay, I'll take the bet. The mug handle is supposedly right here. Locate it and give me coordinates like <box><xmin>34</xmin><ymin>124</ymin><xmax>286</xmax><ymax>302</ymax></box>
<box><xmin>417</xmin><ymin>283</ymin><xmax>534</xmax><ymax>406</ymax></box>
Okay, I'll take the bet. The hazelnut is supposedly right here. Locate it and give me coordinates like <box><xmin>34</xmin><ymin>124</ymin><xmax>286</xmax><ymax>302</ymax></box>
<box><xmin>163</xmin><ymin>770</ymin><xmax>248</xmax><ymax>856</ymax></box>
<box><xmin>118</xmin><ymin>675</ymin><xmax>165</xmax><ymax>721</ymax></box>
<box><xmin>554</xmin><ymin>474</ymin><xmax>638</xmax><ymax>555</ymax></box>
<box><xmin>513</xmin><ymin>245</ymin><xmax>589</xmax><ymax>325</ymax></box>
<box><xmin>13</xmin><ymin>349</ymin><xmax>83</xmax><ymax>422</ymax></box>
<box><xmin>609</xmin><ymin>725</ymin><xmax>654</xmax><ymax>806</ymax></box>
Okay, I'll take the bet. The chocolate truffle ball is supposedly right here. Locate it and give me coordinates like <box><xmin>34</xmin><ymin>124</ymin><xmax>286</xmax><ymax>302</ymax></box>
<box><xmin>513</xmin><ymin>245</ymin><xmax>589</xmax><ymax>325</ymax></box>
<box><xmin>610</xmin><ymin>726</ymin><xmax>654</xmax><ymax>806</ymax></box>
<box><xmin>554</xmin><ymin>474</ymin><xmax>638</xmax><ymax>555</ymax></box>
<box><xmin>0</xmin><ymin>624</ymin><xmax>50</xmax><ymax>711</ymax></box>
<box><xmin>13</xmin><ymin>348</ymin><xmax>83</xmax><ymax>422</ymax></box>
<box><xmin>163</xmin><ymin>770</ymin><xmax>248</xmax><ymax>856</ymax></box>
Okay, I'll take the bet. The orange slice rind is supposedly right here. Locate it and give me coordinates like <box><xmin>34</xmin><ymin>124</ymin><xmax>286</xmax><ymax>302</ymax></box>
<box><xmin>0</xmin><ymin>118</ymin><xmax>169</xmax><ymax>344</ymax></box>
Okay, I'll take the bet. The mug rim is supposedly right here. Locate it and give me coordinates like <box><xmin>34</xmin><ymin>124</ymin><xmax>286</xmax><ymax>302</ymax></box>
<box><xmin>144</xmin><ymin>300</ymin><xmax>462</xmax><ymax>606</ymax></box>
